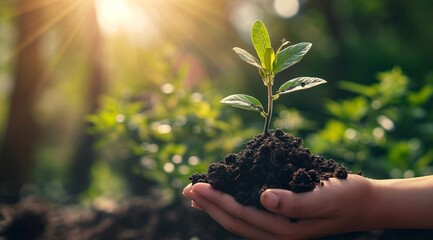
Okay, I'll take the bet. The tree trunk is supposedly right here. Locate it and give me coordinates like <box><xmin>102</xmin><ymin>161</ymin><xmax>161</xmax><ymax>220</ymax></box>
<box><xmin>0</xmin><ymin>0</ymin><xmax>45</xmax><ymax>203</ymax></box>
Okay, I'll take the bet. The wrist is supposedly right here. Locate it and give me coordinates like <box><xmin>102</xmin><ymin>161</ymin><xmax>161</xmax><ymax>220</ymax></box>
<box><xmin>368</xmin><ymin>176</ymin><xmax>433</xmax><ymax>230</ymax></box>
<box><xmin>359</xmin><ymin>178</ymin><xmax>390</xmax><ymax>230</ymax></box>
<box><xmin>346</xmin><ymin>176</ymin><xmax>381</xmax><ymax>232</ymax></box>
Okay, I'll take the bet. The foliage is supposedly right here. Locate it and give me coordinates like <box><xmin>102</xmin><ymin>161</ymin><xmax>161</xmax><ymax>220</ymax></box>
<box><xmin>2</xmin><ymin>0</ymin><xmax>432</xmax><ymax>204</ymax></box>
<box><xmin>307</xmin><ymin>67</ymin><xmax>433</xmax><ymax>178</ymax></box>
<box><xmin>222</xmin><ymin>20</ymin><xmax>326</xmax><ymax>135</ymax></box>
<box><xmin>87</xmin><ymin>66</ymin><xmax>256</xmax><ymax>203</ymax></box>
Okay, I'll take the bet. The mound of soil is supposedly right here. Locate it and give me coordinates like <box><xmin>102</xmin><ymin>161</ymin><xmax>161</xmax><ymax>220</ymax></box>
<box><xmin>190</xmin><ymin>129</ymin><xmax>350</xmax><ymax>208</ymax></box>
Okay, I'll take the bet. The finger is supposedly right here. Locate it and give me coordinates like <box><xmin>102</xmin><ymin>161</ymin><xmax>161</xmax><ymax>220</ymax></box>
<box><xmin>260</xmin><ymin>180</ymin><xmax>343</xmax><ymax>219</ymax></box>
<box><xmin>188</xmin><ymin>190</ymin><xmax>277</xmax><ymax>240</ymax></box>
<box><xmin>191</xmin><ymin>200</ymin><xmax>203</xmax><ymax>210</ymax></box>
<box><xmin>182</xmin><ymin>183</ymin><xmax>193</xmax><ymax>198</ymax></box>
<box><xmin>190</xmin><ymin>184</ymin><xmax>344</xmax><ymax>239</ymax></box>
<box><xmin>184</xmin><ymin>184</ymin><xmax>203</xmax><ymax>210</ymax></box>
<box><xmin>191</xmin><ymin>187</ymin><xmax>342</xmax><ymax>239</ymax></box>
<box><xmin>191</xmin><ymin>183</ymin><xmax>295</xmax><ymax>235</ymax></box>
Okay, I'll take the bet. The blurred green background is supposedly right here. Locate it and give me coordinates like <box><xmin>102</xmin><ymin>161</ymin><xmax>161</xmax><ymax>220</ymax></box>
<box><xmin>1</xmin><ymin>0</ymin><xmax>433</xmax><ymax>207</ymax></box>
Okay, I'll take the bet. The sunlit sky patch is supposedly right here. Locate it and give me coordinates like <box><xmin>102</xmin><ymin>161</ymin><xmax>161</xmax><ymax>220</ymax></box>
<box><xmin>95</xmin><ymin>0</ymin><xmax>155</xmax><ymax>37</ymax></box>
<box><xmin>230</xmin><ymin>0</ymin><xmax>300</xmax><ymax>41</ymax></box>
<box><xmin>229</xmin><ymin>2</ymin><xmax>262</xmax><ymax>41</ymax></box>
<box><xmin>273</xmin><ymin>0</ymin><xmax>300</xmax><ymax>18</ymax></box>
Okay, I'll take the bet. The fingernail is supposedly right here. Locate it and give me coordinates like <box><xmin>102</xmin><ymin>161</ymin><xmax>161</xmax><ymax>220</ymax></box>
<box><xmin>262</xmin><ymin>191</ymin><xmax>279</xmax><ymax>209</ymax></box>
<box><xmin>182</xmin><ymin>183</ymin><xmax>192</xmax><ymax>196</ymax></box>
<box><xmin>191</xmin><ymin>201</ymin><xmax>203</xmax><ymax>210</ymax></box>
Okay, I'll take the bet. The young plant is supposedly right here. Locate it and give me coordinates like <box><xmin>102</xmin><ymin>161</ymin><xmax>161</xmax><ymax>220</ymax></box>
<box><xmin>221</xmin><ymin>20</ymin><xmax>326</xmax><ymax>136</ymax></box>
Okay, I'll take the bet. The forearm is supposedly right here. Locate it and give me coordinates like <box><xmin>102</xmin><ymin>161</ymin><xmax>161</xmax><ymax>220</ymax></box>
<box><xmin>183</xmin><ymin>175</ymin><xmax>433</xmax><ymax>239</ymax></box>
<box><xmin>368</xmin><ymin>175</ymin><xmax>433</xmax><ymax>230</ymax></box>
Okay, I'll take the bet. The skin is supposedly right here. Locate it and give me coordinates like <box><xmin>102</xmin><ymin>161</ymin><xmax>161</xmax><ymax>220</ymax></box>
<box><xmin>183</xmin><ymin>174</ymin><xmax>433</xmax><ymax>240</ymax></box>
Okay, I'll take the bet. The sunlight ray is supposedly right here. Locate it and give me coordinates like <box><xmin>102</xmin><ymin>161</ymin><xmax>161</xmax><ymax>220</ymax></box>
<box><xmin>9</xmin><ymin>0</ymin><xmax>83</xmax><ymax>62</ymax></box>
<box><xmin>41</xmin><ymin>1</ymin><xmax>95</xmax><ymax>88</ymax></box>
<box><xmin>159</xmin><ymin>4</ymin><xmax>210</xmax><ymax>53</ymax></box>
<box><xmin>164</xmin><ymin>1</ymin><xmax>231</xmax><ymax>70</ymax></box>
<box><xmin>10</xmin><ymin>0</ymin><xmax>64</xmax><ymax>19</ymax></box>
<box><xmin>171</xmin><ymin>0</ymin><xmax>232</xmax><ymax>36</ymax></box>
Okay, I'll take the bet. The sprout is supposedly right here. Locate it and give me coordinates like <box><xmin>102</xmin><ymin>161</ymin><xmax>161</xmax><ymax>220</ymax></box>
<box><xmin>221</xmin><ymin>20</ymin><xmax>326</xmax><ymax>135</ymax></box>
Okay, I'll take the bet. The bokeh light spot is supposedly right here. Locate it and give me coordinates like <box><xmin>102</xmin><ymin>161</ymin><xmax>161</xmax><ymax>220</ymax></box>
<box><xmin>377</xmin><ymin>115</ymin><xmax>394</xmax><ymax>130</ymax></box>
<box><xmin>373</xmin><ymin>127</ymin><xmax>385</xmax><ymax>139</ymax></box>
<box><xmin>344</xmin><ymin>128</ymin><xmax>357</xmax><ymax>140</ymax></box>
<box><xmin>161</xmin><ymin>83</ymin><xmax>175</xmax><ymax>94</ymax></box>
<box><xmin>163</xmin><ymin>162</ymin><xmax>174</xmax><ymax>173</ymax></box>
<box><xmin>273</xmin><ymin>0</ymin><xmax>300</xmax><ymax>18</ymax></box>
<box><xmin>115</xmin><ymin>114</ymin><xmax>125</xmax><ymax>123</ymax></box>
<box><xmin>178</xmin><ymin>165</ymin><xmax>190</xmax><ymax>175</ymax></box>
<box><xmin>172</xmin><ymin>155</ymin><xmax>183</xmax><ymax>164</ymax></box>
<box><xmin>188</xmin><ymin>156</ymin><xmax>200</xmax><ymax>166</ymax></box>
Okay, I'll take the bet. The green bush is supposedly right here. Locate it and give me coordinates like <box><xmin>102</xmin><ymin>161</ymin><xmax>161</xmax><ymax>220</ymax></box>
<box><xmin>87</xmin><ymin>69</ymin><xmax>256</xmax><ymax>203</ymax></box>
<box><xmin>307</xmin><ymin>67</ymin><xmax>433</xmax><ymax>178</ymax></box>
<box><xmin>87</xmin><ymin>65</ymin><xmax>433</xmax><ymax>204</ymax></box>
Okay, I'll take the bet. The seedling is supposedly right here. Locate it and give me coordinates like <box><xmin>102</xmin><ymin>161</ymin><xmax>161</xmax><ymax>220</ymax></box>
<box><xmin>221</xmin><ymin>20</ymin><xmax>326</xmax><ymax>136</ymax></box>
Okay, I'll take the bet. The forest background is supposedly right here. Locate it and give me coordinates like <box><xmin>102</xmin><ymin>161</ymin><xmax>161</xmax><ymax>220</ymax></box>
<box><xmin>1</xmin><ymin>0</ymin><xmax>433</xmax><ymax>211</ymax></box>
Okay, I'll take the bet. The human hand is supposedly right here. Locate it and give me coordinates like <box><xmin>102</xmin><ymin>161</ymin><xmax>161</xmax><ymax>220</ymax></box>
<box><xmin>183</xmin><ymin>174</ymin><xmax>376</xmax><ymax>240</ymax></box>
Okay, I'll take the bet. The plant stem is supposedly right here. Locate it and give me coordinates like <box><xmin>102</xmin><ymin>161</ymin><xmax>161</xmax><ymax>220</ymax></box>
<box><xmin>263</xmin><ymin>77</ymin><xmax>273</xmax><ymax>136</ymax></box>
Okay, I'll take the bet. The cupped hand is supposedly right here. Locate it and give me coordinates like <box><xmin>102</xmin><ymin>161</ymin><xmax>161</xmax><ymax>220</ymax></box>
<box><xmin>183</xmin><ymin>174</ymin><xmax>377</xmax><ymax>240</ymax></box>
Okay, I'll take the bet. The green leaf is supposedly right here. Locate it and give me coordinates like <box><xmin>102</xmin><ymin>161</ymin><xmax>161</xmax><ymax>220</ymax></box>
<box><xmin>277</xmin><ymin>77</ymin><xmax>327</xmax><ymax>95</ymax></box>
<box><xmin>273</xmin><ymin>42</ymin><xmax>312</xmax><ymax>74</ymax></box>
<box><xmin>251</xmin><ymin>20</ymin><xmax>271</xmax><ymax>67</ymax></box>
<box><xmin>232</xmin><ymin>47</ymin><xmax>262</xmax><ymax>69</ymax></box>
<box><xmin>220</xmin><ymin>94</ymin><xmax>264</xmax><ymax>113</ymax></box>
<box><xmin>264</xmin><ymin>47</ymin><xmax>275</xmax><ymax>71</ymax></box>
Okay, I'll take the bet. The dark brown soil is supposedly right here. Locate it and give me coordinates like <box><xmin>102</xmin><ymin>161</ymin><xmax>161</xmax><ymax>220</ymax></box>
<box><xmin>0</xmin><ymin>199</ymin><xmax>237</xmax><ymax>240</ymax></box>
<box><xmin>190</xmin><ymin>129</ymin><xmax>350</xmax><ymax>208</ymax></box>
<box><xmin>2</xmin><ymin>199</ymin><xmax>433</xmax><ymax>240</ymax></box>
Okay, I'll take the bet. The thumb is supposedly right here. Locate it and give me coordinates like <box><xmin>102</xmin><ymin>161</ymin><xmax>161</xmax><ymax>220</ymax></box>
<box><xmin>260</xmin><ymin>189</ymin><xmax>328</xmax><ymax>219</ymax></box>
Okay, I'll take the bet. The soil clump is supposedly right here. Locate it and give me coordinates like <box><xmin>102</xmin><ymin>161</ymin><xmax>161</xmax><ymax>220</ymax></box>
<box><xmin>190</xmin><ymin>129</ymin><xmax>350</xmax><ymax>208</ymax></box>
